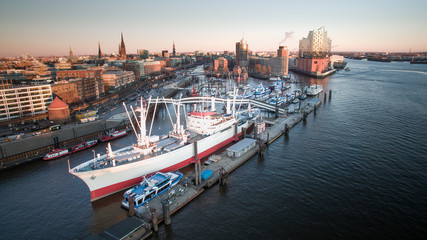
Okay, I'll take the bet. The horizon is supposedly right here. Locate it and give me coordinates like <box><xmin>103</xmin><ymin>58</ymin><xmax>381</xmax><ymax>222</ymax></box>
<box><xmin>1</xmin><ymin>0</ymin><xmax>427</xmax><ymax>57</ymax></box>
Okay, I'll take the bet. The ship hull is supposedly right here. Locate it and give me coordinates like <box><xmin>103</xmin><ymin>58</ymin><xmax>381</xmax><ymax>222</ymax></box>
<box><xmin>71</xmin><ymin>123</ymin><xmax>246</xmax><ymax>202</ymax></box>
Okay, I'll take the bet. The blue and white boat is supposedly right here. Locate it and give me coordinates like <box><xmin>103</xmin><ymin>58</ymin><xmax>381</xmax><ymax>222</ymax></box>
<box><xmin>268</xmin><ymin>96</ymin><xmax>284</xmax><ymax>105</ymax></box>
<box><xmin>121</xmin><ymin>172</ymin><xmax>183</xmax><ymax>209</ymax></box>
<box><xmin>254</xmin><ymin>83</ymin><xmax>271</xmax><ymax>96</ymax></box>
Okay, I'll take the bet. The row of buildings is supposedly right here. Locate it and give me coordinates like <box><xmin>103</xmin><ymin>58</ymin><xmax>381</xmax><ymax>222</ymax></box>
<box><xmin>0</xmin><ymin>34</ymin><xmax>207</xmax><ymax>123</ymax></box>
<box><xmin>209</xmin><ymin>27</ymin><xmax>333</xmax><ymax>79</ymax></box>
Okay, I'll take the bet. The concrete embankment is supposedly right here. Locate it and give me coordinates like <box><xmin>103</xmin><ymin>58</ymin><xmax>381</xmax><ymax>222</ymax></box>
<box><xmin>0</xmin><ymin>118</ymin><xmax>128</xmax><ymax>170</ymax></box>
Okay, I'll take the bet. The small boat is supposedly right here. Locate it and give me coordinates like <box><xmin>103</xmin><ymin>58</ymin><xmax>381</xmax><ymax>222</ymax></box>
<box><xmin>71</xmin><ymin>140</ymin><xmax>98</xmax><ymax>153</ymax></box>
<box><xmin>292</xmin><ymin>98</ymin><xmax>299</xmax><ymax>104</ymax></box>
<box><xmin>43</xmin><ymin>148</ymin><xmax>70</xmax><ymax>161</ymax></box>
<box><xmin>304</xmin><ymin>85</ymin><xmax>323</xmax><ymax>96</ymax></box>
<box><xmin>99</xmin><ymin>129</ymin><xmax>127</xmax><ymax>143</ymax></box>
<box><xmin>345</xmin><ymin>67</ymin><xmax>351</xmax><ymax>71</ymax></box>
<box><xmin>298</xmin><ymin>94</ymin><xmax>307</xmax><ymax>100</ymax></box>
<box><xmin>121</xmin><ymin>172</ymin><xmax>183</xmax><ymax>209</ymax></box>
<box><xmin>254</xmin><ymin>83</ymin><xmax>271</xmax><ymax>96</ymax></box>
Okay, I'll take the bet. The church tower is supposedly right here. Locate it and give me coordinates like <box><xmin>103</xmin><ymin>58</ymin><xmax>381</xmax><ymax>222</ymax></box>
<box><xmin>98</xmin><ymin>42</ymin><xmax>103</xmax><ymax>59</ymax></box>
<box><xmin>69</xmin><ymin>46</ymin><xmax>74</xmax><ymax>58</ymax></box>
<box><xmin>173</xmin><ymin>41</ymin><xmax>176</xmax><ymax>56</ymax></box>
<box><xmin>119</xmin><ymin>32</ymin><xmax>127</xmax><ymax>60</ymax></box>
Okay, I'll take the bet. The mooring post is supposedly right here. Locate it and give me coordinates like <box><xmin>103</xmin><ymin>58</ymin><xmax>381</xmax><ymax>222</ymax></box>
<box><xmin>284</xmin><ymin>123</ymin><xmax>289</xmax><ymax>135</ymax></box>
<box><xmin>194</xmin><ymin>141</ymin><xmax>199</xmax><ymax>185</ymax></box>
<box><xmin>329</xmin><ymin>89</ymin><xmax>332</xmax><ymax>101</ymax></box>
<box><xmin>242</xmin><ymin>127</ymin><xmax>246</xmax><ymax>139</ymax></box>
<box><xmin>128</xmin><ymin>195</ymin><xmax>135</xmax><ymax>217</ymax></box>
<box><xmin>324</xmin><ymin>92</ymin><xmax>327</xmax><ymax>102</ymax></box>
<box><xmin>151</xmin><ymin>208</ymin><xmax>158</xmax><ymax>232</ymax></box>
<box><xmin>162</xmin><ymin>200</ymin><xmax>171</xmax><ymax>225</ymax></box>
<box><xmin>302</xmin><ymin>111</ymin><xmax>307</xmax><ymax>122</ymax></box>
<box><xmin>266</xmin><ymin>132</ymin><xmax>270</xmax><ymax>145</ymax></box>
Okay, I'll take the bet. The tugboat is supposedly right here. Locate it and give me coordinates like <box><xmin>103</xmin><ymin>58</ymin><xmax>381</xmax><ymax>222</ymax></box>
<box><xmin>99</xmin><ymin>129</ymin><xmax>127</xmax><ymax>143</ymax></box>
<box><xmin>70</xmin><ymin>140</ymin><xmax>98</xmax><ymax>153</ymax></box>
<box><xmin>43</xmin><ymin>139</ymin><xmax>98</xmax><ymax>161</ymax></box>
<box><xmin>43</xmin><ymin>148</ymin><xmax>70</xmax><ymax>161</ymax></box>
<box><xmin>121</xmin><ymin>172</ymin><xmax>183</xmax><ymax>209</ymax></box>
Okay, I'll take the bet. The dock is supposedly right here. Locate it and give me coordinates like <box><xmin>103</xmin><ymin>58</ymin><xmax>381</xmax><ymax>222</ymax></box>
<box><xmin>89</xmin><ymin>96</ymin><xmax>323</xmax><ymax>239</ymax></box>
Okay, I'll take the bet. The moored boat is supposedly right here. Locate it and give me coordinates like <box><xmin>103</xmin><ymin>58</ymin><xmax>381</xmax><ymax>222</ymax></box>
<box><xmin>70</xmin><ymin>97</ymin><xmax>251</xmax><ymax>202</ymax></box>
<box><xmin>99</xmin><ymin>129</ymin><xmax>127</xmax><ymax>142</ymax></box>
<box><xmin>71</xmin><ymin>140</ymin><xmax>98</xmax><ymax>153</ymax></box>
<box><xmin>121</xmin><ymin>172</ymin><xmax>183</xmax><ymax>209</ymax></box>
<box><xmin>304</xmin><ymin>84</ymin><xmax>323</xmax><ymax>96</ymax></box>
<box><xmin>43</xmin><ymin>148</ymin><xmax>70</xmax><ymax>161</ymax></box>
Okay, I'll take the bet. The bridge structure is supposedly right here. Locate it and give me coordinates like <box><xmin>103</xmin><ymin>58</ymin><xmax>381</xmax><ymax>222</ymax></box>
<box><xmin>146</xmin><ymin>96</ymin><xmax>287</xmax><ymax>115</ymax></box>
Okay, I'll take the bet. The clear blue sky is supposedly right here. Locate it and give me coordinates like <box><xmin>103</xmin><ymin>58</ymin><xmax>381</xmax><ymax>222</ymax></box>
<box><xmin>1</xmin><ymin>0</ymin><xmax>426</xmax><ymax>57</ymax></box>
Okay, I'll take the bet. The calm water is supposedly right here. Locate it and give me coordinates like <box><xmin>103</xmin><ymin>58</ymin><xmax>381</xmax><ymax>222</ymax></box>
<box><xmin>1</xmin><ymin>60</ymin><xmax>427</xmax><ymax>239</ymax></box>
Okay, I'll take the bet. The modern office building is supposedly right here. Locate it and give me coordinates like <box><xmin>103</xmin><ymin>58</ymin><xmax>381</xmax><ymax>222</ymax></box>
<box><xmin>236</xmin><ymin>38</ymin><xmax>249</xmax><ymax>68</ymax></box>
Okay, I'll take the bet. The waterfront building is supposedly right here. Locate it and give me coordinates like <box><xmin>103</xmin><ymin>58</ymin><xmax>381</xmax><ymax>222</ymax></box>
<box><xmin>0</xmin><ymin>84</ymin><xmax>53</xmax><ymax>121</ymax></box>
<box><xmin>143</xmin><ymin>61</ymin><xmax>162</xmax><ymax>75</ymax></box>
<box><xmin>47</xmin><ymin>97</ymin><xmax>70</xmax><ymax>124</ymax></box>
<box><xmin>236</xmin><ymin>38</ymin><xmax>249</xmax><ymax>68</ymax></box>
<box><xmin>270</xmin><ymin>46</ymin><xmax>289</xmax><ymax>76</ymax></box>
<box><xmin>56</xmin><ymin>69</ymin><xmax>103</xmax><ymax>101</ymax></box>
<box><xmin>119</xmin><ymin>33</ymin><xmax>127</xmax><ymax>61</ymax></box>
<box><xmin>56</xmin><ymin>69</ymin><xmax>102</xmax><ymax>81</ymax></box>
<box><xmin>297</xmin><ymin>27</ymin><xmax>331</xmax><ymax>75</ymax></box>
<box><xmin>69</xmin><ymin>78</ymin><xmax>103</xmax><ymax>101</ymax></box>
<box><xmin>213</xmin><ymin>57</ymin><xmax>229</xmax><ymax>72</ymax></box>
<box><xmin>50</xmin><ymin>82</ymin><xmax>79</xmax><ymax>105</ymax></box>
<box><xmin>101</xmin><ymin>70</ymin><xmax>135</xmax><ymax>93</ymax></box>
<box><xmin>123</xmin><ymin>61</ymin><xmax>145</xmax><ymax>79</ymax></box>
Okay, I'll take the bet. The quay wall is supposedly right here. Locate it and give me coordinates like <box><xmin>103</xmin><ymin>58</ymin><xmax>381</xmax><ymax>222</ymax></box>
<box><xmin>0</xmin><ymin>119</ymin><xmax>127</xmax><ymax>169</ymax></box>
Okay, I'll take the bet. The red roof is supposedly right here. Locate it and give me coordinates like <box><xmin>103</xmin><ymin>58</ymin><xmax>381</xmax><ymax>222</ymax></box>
<box><xmin>48</xmin><ymin>97</ymin><xmax>69</xmax><ymax>109</ymax></box>
<box><xmin>188</xmin><ymin>111</ymin><xmax>216</xmax><ymax>117</ymax></box>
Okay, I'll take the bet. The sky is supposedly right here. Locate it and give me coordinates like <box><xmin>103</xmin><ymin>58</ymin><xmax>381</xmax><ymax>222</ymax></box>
<box><xmin>0</xmin><ymin>0</ymin><xmax>426</xmax><ymax>57</ymax></box>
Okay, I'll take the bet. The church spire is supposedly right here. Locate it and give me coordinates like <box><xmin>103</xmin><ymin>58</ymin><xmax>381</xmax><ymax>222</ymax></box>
<box><xmin>173</xmin><ymin>41</ymin><xmax>176</xmax><ymax>56</ymax></box>
<box><xmin>98</xmin><ymin>41</ymin><xmax>103</xmax><ymax>59</ymax></box>
<box><xmin>69</xmin><ymin>46</ymin><xmax>73</xmax><ymax>58</ymax></box>
<box><xmin>119</xmin><ymin>32</ymin><xmax>127</xmax><ymax>60</ymax></box>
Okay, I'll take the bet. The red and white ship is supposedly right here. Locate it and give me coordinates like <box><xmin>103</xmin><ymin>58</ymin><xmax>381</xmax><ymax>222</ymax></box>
<box><xmin>43</xmin><ymin>148</ymin><xmax>70</xmax><ymax>161</ymax></box>
<box><xmin>99</xmin><ymin>129</ymin><xmax>127</xmax><ymax>142</ymax></box>
<box><xmin>43</xmin><ymin>139</ymin><xmax>98</xmax><ymax>161</ymax></box>
<box><xmin>70</xmin><ymin>96</ymin><xmax>251</xmax><ymax>202</ymax></box>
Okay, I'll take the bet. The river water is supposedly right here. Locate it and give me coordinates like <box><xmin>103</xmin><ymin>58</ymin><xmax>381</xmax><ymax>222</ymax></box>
<box><xmin>0</xmin><ymin>60</ymin><xmax>426</xmax><ymax>239</ymax></box>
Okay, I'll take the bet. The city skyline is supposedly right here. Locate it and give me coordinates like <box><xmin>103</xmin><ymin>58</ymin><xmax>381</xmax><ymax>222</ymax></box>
<box><xmin>1</xmin><ymin>0</ymin><xmax>427</xmax><ymax>57</ymax></box>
